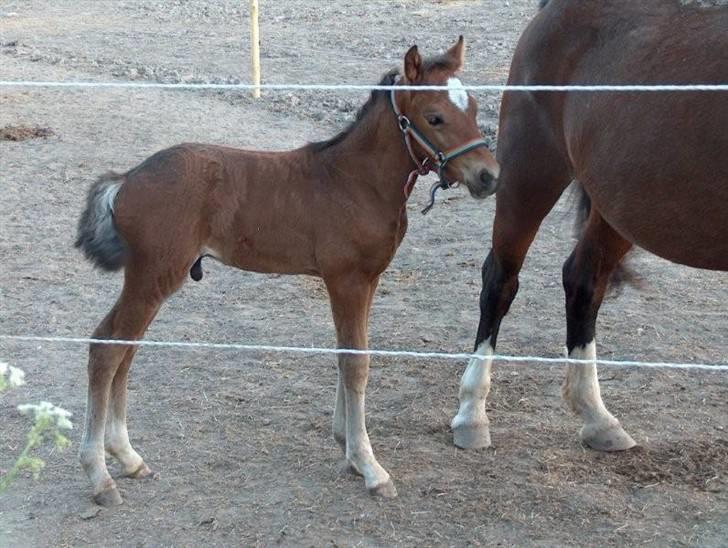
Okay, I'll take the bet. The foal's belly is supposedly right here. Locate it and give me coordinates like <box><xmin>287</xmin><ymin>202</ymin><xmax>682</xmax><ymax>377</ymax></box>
<box><xmin>205</xmin><ymin>231</ymin><xmax>320</xmax><ymax>276</ymax></box>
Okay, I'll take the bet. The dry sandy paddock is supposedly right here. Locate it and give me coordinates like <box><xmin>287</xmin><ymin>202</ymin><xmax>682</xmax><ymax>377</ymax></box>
<box><xmin>1</xmin><ymin>1</ymin><xmax>727</xmax><ymax>546</ymax></box>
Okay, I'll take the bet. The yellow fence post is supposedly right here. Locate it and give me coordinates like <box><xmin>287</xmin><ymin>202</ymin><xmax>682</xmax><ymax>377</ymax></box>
<box><xmin>250</xmin><ymin>0</ymin><xmax>261</xmax><ymax>98</ymax></box>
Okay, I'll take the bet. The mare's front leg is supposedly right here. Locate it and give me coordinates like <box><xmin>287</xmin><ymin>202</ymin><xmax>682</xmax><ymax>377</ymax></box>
<box><xmin>326</xmin><ymin>273</ymin><xmax>396</xmax><ymax>497</ymax></box>
<box><xmin>452</xmin><ymin>93</ymin><xmax>571</xmax><ymax>449</ymax></box>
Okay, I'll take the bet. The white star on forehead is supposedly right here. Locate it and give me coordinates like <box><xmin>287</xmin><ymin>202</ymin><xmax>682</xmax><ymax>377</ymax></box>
<box><xmin>447</xmin><ymin>78</ymin><xmax>469</xmax><ymax>111</ymax></box>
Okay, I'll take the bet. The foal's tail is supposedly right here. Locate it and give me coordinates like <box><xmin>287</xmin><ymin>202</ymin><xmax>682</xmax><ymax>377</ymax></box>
<box><xmin>573</xmin><ymin>184</ymin><xmax>641</xmax><ymax>292</ymax></box>
<box><xmin>74</xmin><ymin>173</ymin><xmax>127</xmax><ymax>271</ymax></box>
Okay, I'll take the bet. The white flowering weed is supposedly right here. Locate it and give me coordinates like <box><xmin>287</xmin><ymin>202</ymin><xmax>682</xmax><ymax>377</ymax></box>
<box><xmin>0</xmin><ymin>363</ymin><xmax>73</xmax><ymax>494</ymax></box>
<box><xmin>0</xmin><ymin>362</ymin><xmax>26</xmax><ymax>390</ymax></box>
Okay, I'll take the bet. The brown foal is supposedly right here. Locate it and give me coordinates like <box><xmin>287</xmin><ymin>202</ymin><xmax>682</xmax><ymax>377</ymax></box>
<box><xmin>453</xmin><ymin>1</ymin><xmax>728</xmax><ymax>452</ymax></box>
<box><xmin>75</xmin><ymin>37</ymin><xmax>499</xmax><ymax>506</ymax></box>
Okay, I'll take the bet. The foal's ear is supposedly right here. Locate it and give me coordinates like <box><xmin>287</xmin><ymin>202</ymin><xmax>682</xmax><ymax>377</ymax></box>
<box><xmin>447</xmin><ymin>36</ymin><xmax>465</xmax><ymax>72</ymax></box>
<box><xmin>404</xmin><ymin>45</ymin><xmax>423</xmax><ymax>82</ymax></box>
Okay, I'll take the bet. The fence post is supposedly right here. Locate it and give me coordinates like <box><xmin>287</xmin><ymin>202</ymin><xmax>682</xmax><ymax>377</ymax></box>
<box><xmin>250</xmin><ymin>0</ymin><xmax>261</xmax><ymax>98</ymax></box>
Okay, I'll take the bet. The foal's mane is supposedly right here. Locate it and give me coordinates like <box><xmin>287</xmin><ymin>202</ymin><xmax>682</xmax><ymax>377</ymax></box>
<box><xmin>309</xmin><ymin>53</ymin><xmax>463</xmax><ymax>153</ymax></box>
<box><xmin>309</xmin><ymin>69</ymin><xmax>399</xmax><ymax>152</ymax></box>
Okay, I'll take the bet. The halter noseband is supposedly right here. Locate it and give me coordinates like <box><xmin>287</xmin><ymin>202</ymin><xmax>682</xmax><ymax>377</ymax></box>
<box><xmin>390</xmin><ymin>80</ymin><xmax>490</xmax><ymax>214</ymax></box>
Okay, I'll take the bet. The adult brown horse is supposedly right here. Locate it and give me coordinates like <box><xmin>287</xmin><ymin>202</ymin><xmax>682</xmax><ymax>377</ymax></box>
<box><xmin>75</xmin><ymin>38</ymin><xmax>499</xmax><ymax>506</ymax></box>
<box><xmin>452</xmin><ymin>1</ymin><xmax>728</xmax><ymax>451</ymax></box>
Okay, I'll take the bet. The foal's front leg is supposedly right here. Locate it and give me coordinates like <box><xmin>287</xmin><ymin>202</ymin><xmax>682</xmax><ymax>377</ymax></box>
<box><xmin>326</xmin><ymin>274</ymin><xmax>396</xmax><ymax>497</ymax></box>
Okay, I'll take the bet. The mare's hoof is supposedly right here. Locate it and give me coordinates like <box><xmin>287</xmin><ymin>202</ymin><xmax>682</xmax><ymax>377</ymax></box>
<box><xmin>125</xmin><ymin>462</ymin><xmax>154</xmax><ymax>479</ymax></box>
<box><xmin>453</xmin><ymin>424</ymin><xmax>491</xmax><ymax>450</ymax></box>
<box><xmin>582</xmin><ymin>423</ymin><xmax>636</xmax><ymax>452</ymax></box>
<box><xmin>368</xmin><ymin>479</ymin><xmax>397</xmax><ymax>498</ymax></box>
<box><xmin>94</xmin><ymin>486</ymin><xmax>123</xmax><ymax>507</ymax></box>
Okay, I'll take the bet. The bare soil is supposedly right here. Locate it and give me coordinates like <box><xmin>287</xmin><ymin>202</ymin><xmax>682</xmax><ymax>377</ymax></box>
<box><xmin>1</xmin><ymin>1</ymin><xmax>727</xmax><ymax>546</ymax></box>
<box><xmin>0</xmin><ymin>125</ymin><xmax>54</xmax><ymax>142</ymax></box>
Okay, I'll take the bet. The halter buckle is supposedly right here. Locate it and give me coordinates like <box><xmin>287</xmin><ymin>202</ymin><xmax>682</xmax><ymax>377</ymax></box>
<box><xmin>398</xmin><ymin>115</ymin><xmax>411</xmax><ymax>132</ymax></box>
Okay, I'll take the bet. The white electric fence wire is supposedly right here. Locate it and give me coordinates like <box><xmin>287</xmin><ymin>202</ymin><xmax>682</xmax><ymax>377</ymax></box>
<box><xmin>1</xmin><ymin>335</ymin><xmax>727</xmax><ymax>372</ymax></box>
<box><xmin>1</xmin><ymin>80</ymin><xmax>728</xmax><ymax>92</ymax></box>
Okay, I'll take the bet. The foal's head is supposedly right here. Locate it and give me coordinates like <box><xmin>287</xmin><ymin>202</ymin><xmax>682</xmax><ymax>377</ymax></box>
<box><xmin>395</xmin><ymin>37</ymin><xmax>500</xmax><ymax>198</ymax></box>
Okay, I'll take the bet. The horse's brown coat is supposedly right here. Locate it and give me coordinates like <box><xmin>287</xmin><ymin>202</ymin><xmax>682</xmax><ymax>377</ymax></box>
<box><xmin>453</xmin><ymin>0</ymin><xmax>727</xmax><ymax>452</ymax></box>
<box><xmin>76</xmin><ymin>38</ymin><xmax>498</xmax><ymax>505</ymax></box>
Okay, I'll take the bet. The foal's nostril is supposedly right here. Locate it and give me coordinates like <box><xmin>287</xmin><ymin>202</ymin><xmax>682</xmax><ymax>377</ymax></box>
<box><xmin>479</xmin><ymin>169</ymin><xmax>494</xmax><ymax>186</ymax></box>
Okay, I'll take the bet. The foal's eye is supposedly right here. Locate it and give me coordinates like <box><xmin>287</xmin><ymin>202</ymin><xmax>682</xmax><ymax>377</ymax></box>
<box><xmin>425</xmin><ymin>114</ymin><xmax>444</xmax><ymax>127</ymax></box>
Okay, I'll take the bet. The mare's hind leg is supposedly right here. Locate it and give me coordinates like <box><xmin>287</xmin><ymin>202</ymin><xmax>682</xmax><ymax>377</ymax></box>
<box><xmin>562</xmin><ymin>208</ymin><xmax>636</xmax><ymax>451</ymax></box>
<box><xmin>326</xmin><ymin>273</ymin><xmax>395</xmax><ymax>497</ymax></box>
<box><xmin>452</xmin><ymin>95</ymin><xmax>571</xmax><ymax>449</ymax></box>
<box><xmin>80</xmin><ymin>259</ymin><xmax>187</xmax><ymax>506</ymax></box>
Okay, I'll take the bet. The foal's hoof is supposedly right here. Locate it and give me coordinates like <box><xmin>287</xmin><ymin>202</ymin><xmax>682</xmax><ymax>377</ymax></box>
<box><xmin>94</xmin><ymin>486</ymin><xmax>123</xmax><ymax>507</ymax></box>
<box><xmin>125</xmin><ymin>462</ymin><xmax>153</xmax><ymax>479</ymax></box>
<box><xmin>368</xmin><ymin>479</ymin><xmax>398</xmax><ymax>498</ymax></box>
<box><xmin>581</xmin><ymin>422</ymin><xmax>636</xmax><ymax>452</ymax></box>
<box><xmin>341</xmin><ymin>461</ymin><xmax>363</xmax><ymax>477</ymax></box>
<box><xmin>453</xmin><ymin>424</ymin><xmax>491</xmax><ymax>450</ymax></box>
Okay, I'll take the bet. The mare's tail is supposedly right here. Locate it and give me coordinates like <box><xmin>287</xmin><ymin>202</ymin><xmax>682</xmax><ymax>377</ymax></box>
<box><xmin>75</xmin><ymin>173</ymin><xmax>127</xmax><ymax>271</ymax></box>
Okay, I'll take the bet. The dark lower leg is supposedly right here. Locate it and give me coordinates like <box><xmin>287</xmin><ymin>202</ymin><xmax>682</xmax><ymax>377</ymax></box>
<box><xmin>562</xmin><ymin>215</ymin><xmax>635</xmax><ymax>450</ymax></box>
<box><xmin>452</xmin><ymin>250</ymin><xmax>520</xmax><ymax>448</ymax></box>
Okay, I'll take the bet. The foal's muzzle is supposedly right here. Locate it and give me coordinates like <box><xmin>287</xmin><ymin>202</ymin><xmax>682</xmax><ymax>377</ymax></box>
<box><xmin>462</xmin><ymin>165</ymin><xmax>499</xmax><ymax>199</ymax></box>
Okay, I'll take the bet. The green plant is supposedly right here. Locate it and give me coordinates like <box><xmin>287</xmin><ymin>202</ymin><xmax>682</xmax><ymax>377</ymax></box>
<box><xmin>0</xmin><ymin>362</ymin><xmax>73</xmax><ymax>494</ymax></box>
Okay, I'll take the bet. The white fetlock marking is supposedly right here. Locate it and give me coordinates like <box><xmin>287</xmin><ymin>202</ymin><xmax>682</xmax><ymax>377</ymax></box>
<box><xmin>564</xmin><ymin>341</ymin><xmax>616</xmax><ymax>427</ymax></box>
<box><xmin>451</xmin><ymin>343</ymin><xmax>493</xmax><ymax>430</ymax></box>
<box><xmin>81</xmin><ymin>392</ymin><xmax>115</xmax><ymax>493</ymax></box>
<box><xmin>344</xmin><ymin>387</ymin><xmax>391</xmax><ymax>491</ymax></box>
<box><xmin>106</xmin><ymin>415</ymin><xmax>144</xmax><ymax>474</ymax></box>
<box><xmin>80</xmin><ymin>442</ymin><xmax>112</xmax><ymax>492</ymax></box>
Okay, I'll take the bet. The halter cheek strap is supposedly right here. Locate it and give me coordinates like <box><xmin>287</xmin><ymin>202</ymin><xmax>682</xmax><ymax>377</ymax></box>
<box><xmin>389</xmin><ymin>82</ymin><xmax>490</xmax><ymax>214</ymax></box>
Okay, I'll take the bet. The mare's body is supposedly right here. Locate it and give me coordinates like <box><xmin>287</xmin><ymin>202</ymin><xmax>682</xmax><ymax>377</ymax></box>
<box><xmin>452</xmin><ymin>0</ymin><xmax>727</xmax><ymax>451</ymax></box>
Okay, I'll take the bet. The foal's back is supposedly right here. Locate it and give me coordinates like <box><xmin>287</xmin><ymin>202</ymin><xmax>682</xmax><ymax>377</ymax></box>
<box><xmin>112</xmin><ymin>143</ymin><xmax>317</xmax><ymax>274</ymax></box>
<box><xmin>518</xmin><ymin>0</ymin><xmax>728</xmax><ymax>269</ymax></box>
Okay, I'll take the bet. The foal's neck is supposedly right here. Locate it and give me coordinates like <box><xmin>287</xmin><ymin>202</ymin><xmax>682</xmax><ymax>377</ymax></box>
<box><xmin>316</xmin><ymin>99</ymin><xmax>416</xmax><ymax>212</ymax></box>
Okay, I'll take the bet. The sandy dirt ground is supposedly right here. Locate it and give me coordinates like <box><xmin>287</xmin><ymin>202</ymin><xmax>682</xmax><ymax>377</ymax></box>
<box><xmin>1</xmin><ymin>1</ymin><xmax>727</xmax><ymax>546</ymax></box>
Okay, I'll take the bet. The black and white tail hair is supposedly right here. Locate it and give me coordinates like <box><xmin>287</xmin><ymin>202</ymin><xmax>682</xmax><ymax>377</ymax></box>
<box><xmin>74</xmin><ymin>173</ymin><xmax>127</xmax><ymax>271</ymax></box>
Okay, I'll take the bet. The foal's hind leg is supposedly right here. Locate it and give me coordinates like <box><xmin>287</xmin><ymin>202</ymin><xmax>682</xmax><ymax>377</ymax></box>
<box><xmin>562</xmin><ymin>209</ymin><xmax>636</xmax><ymax>451</ymax></box>
<box><xmin>105</xmin><ymin>343</ymin><xmax>151</xmax><ymax>478</ymax></box>
<box><xmin>80</xmin><ymin>260</ymin><xmax>186</xmax><ymax>506</ymax></box>
<box><xmin>326</xmin><ymin>273</ymin><xmax>395</xmax><ymax>497</ymax></box>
